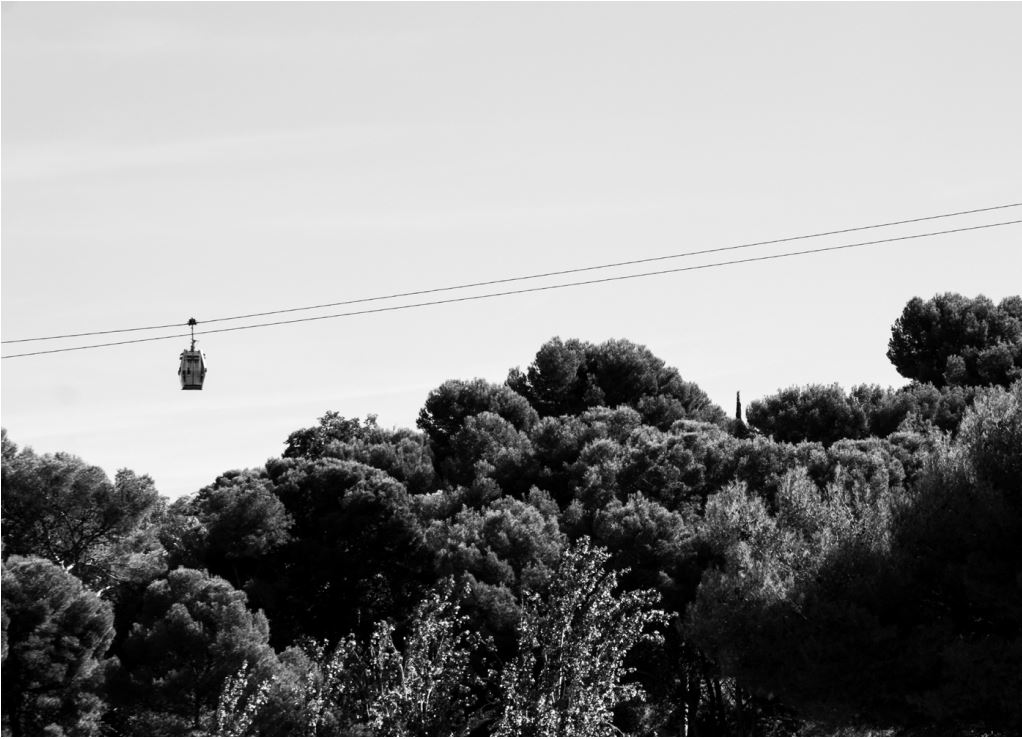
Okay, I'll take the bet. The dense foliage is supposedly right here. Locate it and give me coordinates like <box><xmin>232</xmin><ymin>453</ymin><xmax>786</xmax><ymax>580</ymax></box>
<box><xmin>887</xmin><ymin>292</ymin><xmax>1022</xmax><ymax>387</ymax></box>
<box><xmin>2</xmin><ymin>297</ymin><xmax>1020</xmax><ymax>736</ymax></box>
<box><xmin>1</xmin><ymin>557</ymin><xmax>115</xmax><ymax>736</ymax></box>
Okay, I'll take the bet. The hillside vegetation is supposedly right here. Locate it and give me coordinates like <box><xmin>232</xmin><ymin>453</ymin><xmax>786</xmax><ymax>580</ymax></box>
<box><xmin>3</xmin><ymin>292</ymin><xmax>1021</xmax><ymax>736</ymax></box>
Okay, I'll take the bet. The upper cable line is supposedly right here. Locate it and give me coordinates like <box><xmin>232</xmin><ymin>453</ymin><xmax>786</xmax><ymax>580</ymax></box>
<box><xmin>3</xmin><ymin>201</ymin><xmax>1020</xmax><ymax>346</ymax></box>
<box><xmin>3</xmin><ymin>217</ymin><xmax>1020</xmax><ymax>359</ymax></box>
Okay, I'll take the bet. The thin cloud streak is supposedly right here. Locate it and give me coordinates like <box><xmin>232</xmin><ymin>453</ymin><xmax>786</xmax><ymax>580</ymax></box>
<box><xmin>2</xmin><ymin>126</ymin><xmax>371</xmax><ymax>181</ymax></box>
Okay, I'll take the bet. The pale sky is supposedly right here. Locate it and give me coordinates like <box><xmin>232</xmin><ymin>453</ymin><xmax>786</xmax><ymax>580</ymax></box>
<box><xmin>3</xmin><ymin>1</ymin><xmax>1021</xmax><ymax>499</ymax></box>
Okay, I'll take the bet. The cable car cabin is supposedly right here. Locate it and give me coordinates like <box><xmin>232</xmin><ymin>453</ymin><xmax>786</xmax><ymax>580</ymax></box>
<box><xmin>179</xmin><ymin>349</ymin><xmax>207</xmax><ymax>390</ymax></box>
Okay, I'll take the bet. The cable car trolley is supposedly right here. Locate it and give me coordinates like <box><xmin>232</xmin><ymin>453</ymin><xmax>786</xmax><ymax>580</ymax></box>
<box><xmin>178</xmin><ymin>318</ymin><xmax>207</xmax><ymax>390</ymax></box>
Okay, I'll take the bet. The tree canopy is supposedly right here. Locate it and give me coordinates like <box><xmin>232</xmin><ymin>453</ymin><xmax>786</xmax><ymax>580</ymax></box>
<box><xmin>3</xmin><ymin>297</ymin><xmax>1020</xmax><ymax>736</ymax></box>
<box><xmin>887</xmin><ymin>293</ymin><xmax>1022</xmax><ymax>387</ymax></box>
<box><xmin>2</xmin><ymin>556</ymin><xmax>115</xmax><ymax>736</ymax></box>
<box><xmin>508</xmin><ymin>337</ymin><xmax>727</xmax><ymax>427</ymax></box>
<box><xmin>2</xmin><ymin>434</ymin><xmax>163</xmax><ymax>590</ymax></box>
<box><xmin>108</xmin><ymin>568</ymin><xmax>275</xmax><ymax>735</ymax></box>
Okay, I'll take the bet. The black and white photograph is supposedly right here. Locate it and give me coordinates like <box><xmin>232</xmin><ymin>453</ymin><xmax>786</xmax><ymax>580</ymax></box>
<box><xmin>2</xmin><ymin>1</ymin><xmax>1021</xmax><ymax>735</ymax></box>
